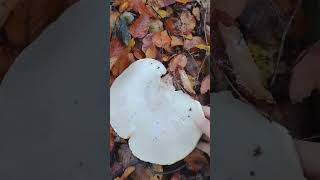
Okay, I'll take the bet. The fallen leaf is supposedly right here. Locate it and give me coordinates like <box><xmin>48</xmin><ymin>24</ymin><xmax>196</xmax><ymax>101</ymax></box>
<box><xmin>164</xmin><ymin>17</ymin><xmax>182</xmax><ymax>36</ymax></box>
<box><xmin>290</xmin><ymin>42</ymin><xmax>320</xmax><ymax>103</ymax></box>
<box><xmin>179</xmin><ymin>69</ymin><xmax>196</xmax><ymax>94</ymax></box>
<box><xmin>184</xmin><ymin>149</ymin><xmax>208</xmax><ymax>172</ymax></box>
<box><xmin>148</xmin><ymin>0</ymin><xmax>175</xmax><ymax>9</ymax></box>
<box><xmin>110</xmin><ymin>10</ymin><xmax>120</xmax><ymax>33</ymax></box>
<box><xmin>175</xmin><ymin>0</ymin><xmax>191</xmax><ymax>4</ymax></box>
<box><xmin>183</xmin><ymin>36</ymin><xmax>204</xmax><ymax>50</ymax></box>
<box><xmin>133</xmin><ymin>47</ymin><xmax>146</xmax><ymax>59</ymax></box>
<box><xmin>168</xmin><ymin>54</ymin><xmax>187</xmax><ymax>72</ymax></box>
<box><xmin>120</xmin><ymin>12</ymin><xmax>135</xmax><ymax>24</ymax></box>
<box><xmin>149</xmin><ymin>19</ymin><xmax>164</xmax><ymax>32</ymax></box>
<box><xmin>114</xmin><ymin>166</ymin><xmax>136</xmax><ymax>180</ymax></box>
<box><xmin>145</xmin><ymin>46</ymin><xmax>158</xmax><ymax>58</ymax></box>
<box><xmin>180</xmin><ymin>11</ymin><xmax>196</xmax><ymax>35</ymax></box>
<box><xmin>192</xmin><ymin>7</ymin><xmax>200</xmax><ymax>21</ymax></box>
<box><xmin>171</xmin><ymin>36</ymin><xmax>184</xmax><ymax>47</ymax></box>
<box><xmin>130</xmin><ymin>163</ymin><xmax>163</xmax><ymax>180</ymax></box>
<box><xmin>132</xmin><ymin>0</ymin><xmax>158</xmax><ymax>18</ymax></box>
<box><xmin>152</xmin><ymin>31</ymin><xmax>171</xmax><ymax>51</ymax></box>
<box><xmin>142</xmin><ymin>33</ymin><xmax>155</xmax><ymax>52</ymax></box>
<box><xmin>117</xmin><ymin>17</ymin><xmax>131</xmax><ymax>45</ymax></box>
<box><xmin>129</xmin><ymin>15</ymin><xmax>152</xmax><ymax>38</ymax></box>
<box><xmin>128</xmin><ymin>39</ymin><xmax>136</xmax><ymax>51</ymax></box>
<box><xmin>110</xmin><ymin>38</ymin><xmax>128</xmax><ymax>69</ymax></box>
<box><xmin>118</xmin><ymin>144</ymin><xmax>139</xmax><ymax>168</ymax></box>
<box><xmin>219</xmin><ymin>23</ymin><xmax>273</xmax><ymax>102</ymax></box>
<box><xmin>157</xmin><ymin>9</ymin><xmax>167</xmax><ymax>18</ymax></box>
<box><xmin>195</xmin><ymin>44</ymin><xmax>210</xmax><ymax>51</ymax></box>
<box><xmin>170</xmin><ymin>172</ymin><xmax>187</xmax><ymax>180</ymax></box>
<box><xmin>200</xmin><ymin>75</ymin><xmax>210</xmax><ymax>94</ymax></box>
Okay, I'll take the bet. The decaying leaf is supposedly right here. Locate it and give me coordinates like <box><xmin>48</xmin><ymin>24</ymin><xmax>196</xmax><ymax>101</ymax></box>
<box><xmin>130</xmin><ymin>163</ymin><xmax>163</xmax><ymax>180</ymax></box>
<box><xmin>152</xmin><ymin>30</ymin><xmax>171</xmax><ymax>51</ymax></box>
<box><xmin>219</xmin><ymin>23</ymin><xmax>273</xmax><ymax>102</ymax></box>
<box><xmin>179</xmin><ymin>69</ymin><xmax>196</xmax><ymax>94</ymax></box>
<box><xmin>168</xmin><ymin>54</ymin><xmax>187</xmax><ymax>72</ymax></box>
<box><xmin>164</xmin><ymin>17</ymin><xmax>182</xmax><ymax>36</ymax></box>
<box><xmin>171</xmin><ymin>36</ymin><xmax>184</xmax><ymax>47</ymax></box>
<box><xmin>184</xmin><ymin>149</ymin><xmax>208</xmax><ymax>172</ymax></box>
<box><xmin>183</xmin><ymin>36</ymin><xmax>204</xmax><ymax>50</ymax></box>
<box><xmin>114</xmin><ymin>166</ymin><xmax>136</xmax><ymax>180</ymax></box>
<box><xmin>176</xmin><ymin>0</ymin><xmax>191</xmax><ymax>4</ymax></box>
<box><xmin>129</xmin><ymin>15</ymin><xmax>152</xmax><ymax>38</ymax></box>
<box><xmin>290</xmin><ymin>42</ymin><xmax>320</xmax><ymax>103</ymax></box>
<box><xmin>149</xmin><ymin>19</ymin><xmax>164</xmax><ymax>33</ymax></box>
<box><xmin>200</xmin><ymin>75</ymin><xmax>210</xmax><ymax>94</ymax></box>
<box><xmin>110</xmin><ymin>38</ymin><xmax>128</xmax><ymax>69</ymax></box>
<box><xmin>180</xmin><ymin>11</ymin><xmax>196</xmax><ymax>35</ymax></box>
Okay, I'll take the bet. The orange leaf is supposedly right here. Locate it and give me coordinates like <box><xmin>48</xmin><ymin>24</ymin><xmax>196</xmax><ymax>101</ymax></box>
<box><xmin>128</xmin><ymin>15</ymin><xmax>152</xmax><ymax>38</ymax></box>
<box><xmin>152</xmin><ymin>30</ymin><xmax>171</xmax><ymax>51</ymax></box>
<box><xmin>180</xmin><ymin>11</ymin><xmax>196</xmax><ymax>35</ymax></box>
<box><xmin>133</xmin><ymin>48</ymin><xmax>145</xmax><ymax>59</ymax></box>
<box><xmin>145</xmin><ymin>46</ymin><xmax>158</xmax><ymax>58</ymax></box>
<box><xmin>110</xmin><ymin>38</ymin><xmax>127</xmax><ymax>70</ymax></box>
<box><xmin>132</xmin><ymin>0</ymin><xmax>158</xmax><ymax>18</ymax></box>
<box><xmin>168</xmin><ymin>54</ymin><xmax>187</xmax><ymax>72</ymax></box>
<box><xmin>200</xmin><ymin>75</ymin><xmax>210</xmax><ymax>94</ymax></box>
<box><xmin>175</xmin><ymin>0</ymin><xmax>191</xmax><ymax>4</ymax></box>
<box><xmin>171</xmin><ymin>36</ymin><xmax>184</xmax><ymax>47</ymax></box>
<box><xmin>164</xmin><ymin>17</ymin><xmax>182</xmax><ymax>36</ymax></box>
<box><xmin>184</xmin><ymin>149</ymin><xmax>208</xmax><ymax>172</ymax></box>
<box><xmin>183</xmin><ymin>36</ymin><xmax>204</xmax><ymax>50</ymax></box>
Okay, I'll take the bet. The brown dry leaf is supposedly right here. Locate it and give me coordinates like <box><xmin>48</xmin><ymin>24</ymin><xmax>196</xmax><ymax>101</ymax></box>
<box><xmin>180</xmin><ymin>11</ymin><xmax>196</xmax><ymax>35</ymax></box>
<box><xmin>129</xmin><ymin>15</ymin><xmax>152</xmax><ymax>38</ymax></box>
<box><xmin>175</xmin><ymin>0</ymin><xmax>191</xmax><ymax>4</ymax></box>
<box><xmin>110</xmin><ymin>38</ymin><xmax>128</xmax><ymax>69</ymax></box>
<box><xmin>142</xmin><ymin>33</ymin><xmax>155</xmax><ymax>52</ymax></box>
<box><xmin>132</xmin><ymin>0</ymin><xmax>158</xmax><ymax>18</ymax></box>
<box><xmin>183</xmin><ymin>36</ymin><xmax>204</xmax><ymax>50</ymax></box>
<box><xmin>114</xmin><ymin>166</ymin><xmax>136</xmax><ymax>180</ymax></box>
<box><xmin>171</xmin><ymin>36</ymin><xmax>184</xmax><ymax>47</ymax></box>
<box><xmin>192</xmin><ymin>7</ymin><xmax>200</xmax><ymax>21</ymax></box>
<box><xmin>184</xmin><ymin>149</ymin><xmax>208</xmax><ymax>172</ymax></box>
<box><xmin>179</xmin><ymin>69</ymin><xmax>196</xmax><ymax>94</ymax></box>
<box><xmin>290</xmin><ymin>42</ymin><xmax>320</xmax><ymax>103</ymax></box>
<box><xmin>168</xmin><ymin>54</ymin><xmax>187</xmax><ymax>72</ymax></box>
<box><xmin>219</xmin><ymin>23</ymin><xmax>273</xmax><ymax>102</ymax></box>
<box><xmin>200</xmin><ymin>75</ymin><xmax>210</xmax><ymax>94</ymax></box>
<box><xmin>133</xmin><ymin>47</ymin><xmax>146</xmax><ymax>59</ymax></box>
<box><xmin>130</xmin><ymin>163</ymin><xmax>163</xmax><ymax>180</ymax></box>
<box><xmin>145</xmin><ymin>46</ymin><xmax>158</xmax><ymax>59</ymax></box>
<box><xmin>214</xmin><ymin>0</ymin><xmax>248</xmax><ymax>19</ymax></box>
<box><xmin>110</xmin><ymin>10</ymin><xmax>120</xmax><ymax>33</ymax></box>
<box><xmin>164</xmin><ymin>17</ymin><xmax>182</xmax><ymax>36</ymax></box>
<box><xmin>152</xmin><ymin>31</ymin><xmax>171</xmax><ymax>51</ymax></box>
<box><xmin>148</xmin><ymin>0</ymin><xmax>175</xmax><ymax>10</ymax></box>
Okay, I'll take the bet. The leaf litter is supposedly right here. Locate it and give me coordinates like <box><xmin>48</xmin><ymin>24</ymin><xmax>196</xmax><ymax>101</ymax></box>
<box><xmin>110</xmin><ymin>0</ymin><xmax>210</xmax><ymax>178</ymax></box>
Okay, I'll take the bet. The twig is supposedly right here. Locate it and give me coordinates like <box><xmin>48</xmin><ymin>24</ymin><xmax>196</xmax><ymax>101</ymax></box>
<box><xmin>270</xmin><ymin>0</ymin><xmax>302</xmax><ymax>87</ymax></box>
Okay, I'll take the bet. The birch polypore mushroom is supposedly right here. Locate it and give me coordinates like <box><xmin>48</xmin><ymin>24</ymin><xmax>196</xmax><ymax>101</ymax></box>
<box><xmin>110</xmin><ymin>58</ymin><xmax>204</xmax><ymax>165</ymax></box>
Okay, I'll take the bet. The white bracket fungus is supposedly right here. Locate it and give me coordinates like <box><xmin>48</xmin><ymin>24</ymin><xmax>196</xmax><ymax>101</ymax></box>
<box><xmin>110</xmin><ymin>58</ymin><xmax>204</xmax><ymax>165</ymax></box>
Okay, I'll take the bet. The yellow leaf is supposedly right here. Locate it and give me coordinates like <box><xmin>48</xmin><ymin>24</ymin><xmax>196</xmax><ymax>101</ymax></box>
<box><xmin>128</xmin><ymin>38</ymin><xmax>135</xmax><ymax>51</ymax></box>
<box><xmin>157</xmin><ymin>9</ymin><xmax>167</xmax><ymax>18</ymax></box>
<box><xmin>195</xmin><ymin>44</ymin><xmax>210</xmax><ymax>51</ymax></box>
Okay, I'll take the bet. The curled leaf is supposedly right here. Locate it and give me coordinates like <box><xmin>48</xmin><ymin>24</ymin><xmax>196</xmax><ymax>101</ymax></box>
<box><xmin>179</xmin><ymin>69</ymin><xmax>196</xmax><ymax>94</ymax></box>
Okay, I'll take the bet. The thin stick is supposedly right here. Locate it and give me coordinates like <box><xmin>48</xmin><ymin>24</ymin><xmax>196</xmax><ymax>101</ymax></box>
<box><xmin>270</xmin><ymin>0</ymin><xmax>302</xmax><ymax>87</ymax></box>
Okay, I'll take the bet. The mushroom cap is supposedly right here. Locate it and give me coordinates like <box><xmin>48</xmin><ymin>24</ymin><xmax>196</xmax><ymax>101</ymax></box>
<box><xmin>110</xmin><ymin>58</ymin><xmax>204</xmax><ymax>165</ymax></box>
